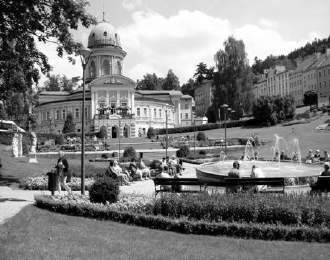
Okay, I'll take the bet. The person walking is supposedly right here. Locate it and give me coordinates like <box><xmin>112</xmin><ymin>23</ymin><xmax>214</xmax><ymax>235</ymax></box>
<box><xmin>56</xmin><ymin>151</ymin><xmax>72</xmax><ymax>194</ymax></box>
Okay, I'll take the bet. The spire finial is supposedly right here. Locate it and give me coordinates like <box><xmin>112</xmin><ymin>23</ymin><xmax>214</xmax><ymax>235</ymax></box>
<box><xmin>102</xmin><ymin>0</ymin><xmax>106</xmax><ymax>22</ymax></box>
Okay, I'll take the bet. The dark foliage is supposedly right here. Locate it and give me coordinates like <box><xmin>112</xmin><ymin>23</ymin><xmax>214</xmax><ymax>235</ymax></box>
<box><xmin>89</xmin><ymin>176</ymin><xmax>119</xmax><ymax>204</ymax></box>
<box><xmin>176</xmin><ymin>145</ymin><xmax>190</xmax><ymax>158</ymax></box>
<box><xmin>55</xmin><ymin>135</ymin><xmax>65</xmax><ymax>145</ymax></box>
<box><xmin>196</xmin><ymin>132</ymin><xmax>207</xmax><ymax>141</ymax></box>
<box><xmin>97</xmin><ymin>126</ymin><xmax>108</xmax><ymax>139</ymax></box>
<box><xmin>35</xmin><ymin>195</ymin><xmax>330</xmax><ymax>242</ymax></box>
<box><xmin>123</xmin><ymin>146</ymin><xmax>137</xmax><ymax>159</ymax></box>
<box><xmin>147</xmin><ymin>127</ymin><xmax>156</xmax><ymax>139</ymax></box>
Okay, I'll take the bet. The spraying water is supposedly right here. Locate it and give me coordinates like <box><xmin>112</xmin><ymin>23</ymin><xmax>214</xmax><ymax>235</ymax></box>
<box><xmin>243</xmin><ymin>138</ymin><xmax>255</xmax><ymax>161</ymax></box>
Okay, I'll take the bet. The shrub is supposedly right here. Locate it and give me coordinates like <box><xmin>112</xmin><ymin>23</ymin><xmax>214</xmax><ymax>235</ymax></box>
<box><xmin>199</xmin><ymin>150</ymin><xmax>206</xmax><ymax>155</ymax></box>
<box><xmin>147</xmin><ymin>127</ymin><xmax>156</xmax><ymax>139</ymax></box>
<box><xmin>97</xmin><ymin>126</ymin><xmax>107</xmax><ymax>139</ymax></box>
<box><xmin>101</xmin><ymin>153</ymin><xmax>108</xmax><ymax>159</ymax></box>
<box><xmin>123</xmin><ymin>146</ymin><xmax>136</xmax><ymax>159</ymax></box>
<box><xmin>89</xmin><ymin>176</ymin><xmax>119</xmax><ymax>204</ymax></box>
<box><xmin>176</xmin><ymin>145</ymin><xmax>190</xmax><ymax>158</ymax></box>
<box><xmin>55</xmin><ymin>134</ymin><xmax>65</xmax><ymax>145</ymax></box>
<box><xmin>35</xmin><ymin>195</ymin><xmax>330</xmax><ymax>242</ymax></box>
<box><xmin>196</xmin><ymin>132</ymin><xmax>206</xmax><ymax>141</ymax></box>
<box><xmin>150</xmin><ymin>159</ymin><xmax>161</xmax><ymax>170</ymax></box>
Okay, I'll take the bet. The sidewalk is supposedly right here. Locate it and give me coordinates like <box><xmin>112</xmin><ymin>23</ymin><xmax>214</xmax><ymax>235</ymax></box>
<box><xmin>0</xmin><ymin>162</ymin><xmax>198</xmax><ymax>225</ymax></box>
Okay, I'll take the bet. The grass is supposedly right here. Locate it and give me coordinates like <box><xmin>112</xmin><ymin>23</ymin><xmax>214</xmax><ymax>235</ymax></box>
<box><xmin>167</xmin><ymin>113</ymin><xmax>330</xmax><ymax>159</ymax></box>
<box><xmin>0</xmin><ymin>206</ymin><xmax>330</xmax><ymax>259</ymax></box>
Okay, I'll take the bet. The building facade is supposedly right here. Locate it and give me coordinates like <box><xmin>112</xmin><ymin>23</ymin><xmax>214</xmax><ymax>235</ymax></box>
<box><xmin>317</xmin><ymin>49</ymin><xmax>330</xmax><ymax>106</ymax></box>
<box><xmin>35</xmin><ymin>21</ymin><xmax>193</xmax><ymax>137</ymax></box>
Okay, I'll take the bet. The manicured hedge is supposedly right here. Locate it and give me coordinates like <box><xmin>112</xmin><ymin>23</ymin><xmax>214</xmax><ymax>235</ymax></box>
<box><xmin>156</xmin><ymin>119</ymin><xmax>253</xmax><ymax>135</ymax></box>
<box><xmin>35</xmin><ymin>195</ymin><xmax>330</xmax><ymax>242</ymax></box>
<box><xmin>153</xmin><ymin>193</ymin><xmax>330</xmax><ymax>228</ymax></box>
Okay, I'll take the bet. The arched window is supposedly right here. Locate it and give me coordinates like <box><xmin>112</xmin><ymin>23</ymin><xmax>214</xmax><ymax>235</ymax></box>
<box><xmin>89</xmin><ymin>60</ymin><xmax>96</xmax><ymax>78</ymax></box>
<box><xmin>117</xmin><ymin>60</ymin><xmax>122</xmax><ymax>74</ymax></box>
<box><xmin>102</xmin><ymin>59</ymin><xmax>110</xmax><ymax>75</ymax></box>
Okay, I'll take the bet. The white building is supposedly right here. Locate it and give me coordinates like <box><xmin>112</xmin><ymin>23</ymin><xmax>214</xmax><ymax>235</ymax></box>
<box><xmin>34</xmin><ymin>21</ymin><xmax>193</xmax><ymax>137</ymax></box>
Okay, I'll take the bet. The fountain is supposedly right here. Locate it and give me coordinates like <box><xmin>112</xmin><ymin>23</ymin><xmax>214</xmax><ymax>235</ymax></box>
<box><xmin>196</xmin><ymin>134</ymin><xmax>322</xmax><ymax>187</ymax></box>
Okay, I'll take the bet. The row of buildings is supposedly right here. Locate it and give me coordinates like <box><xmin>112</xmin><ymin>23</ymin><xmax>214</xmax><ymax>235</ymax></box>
<box><xmin>252</xmin><ymin>49</ymin><xmax>330</xmax><ymax>107</ymax></box>
<box><xmin>35</xmin><ymin>20</ymin><xmax>194</xmax><ymax>137</ymax></box>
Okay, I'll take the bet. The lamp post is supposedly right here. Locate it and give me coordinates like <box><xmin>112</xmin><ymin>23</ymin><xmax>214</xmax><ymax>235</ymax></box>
<box><xmin>118</xmin><ymin>118</ymin><xmax>121</xmax><ymax>159</ymax></box>
<box><xmin>78</xmin><ymin>46</ymin><xmax>92</xmax><ymax>195</ymax></box>
<box><xmin>165</xmin><ymin>109</ymin><xmax>168</xmax><ymax>159</ymax></box>
<box><xmin>221</xmin><ymin>104</ymin><xmax>229</xmax><ymax>154</ymax></box>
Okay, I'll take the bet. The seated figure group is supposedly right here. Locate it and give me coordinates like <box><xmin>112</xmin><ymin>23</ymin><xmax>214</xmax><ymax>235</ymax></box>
<box><xmin>105</xmin><ymin>158</ymin><xmax>151</xmax><ymax>185</ymax></box>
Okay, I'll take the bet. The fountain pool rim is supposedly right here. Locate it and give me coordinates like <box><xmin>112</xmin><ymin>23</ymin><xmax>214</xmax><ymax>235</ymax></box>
<box><xmin>196</xmin><ymin>160</ymin><xmax>322</xmax><ymax>183</ymax></box>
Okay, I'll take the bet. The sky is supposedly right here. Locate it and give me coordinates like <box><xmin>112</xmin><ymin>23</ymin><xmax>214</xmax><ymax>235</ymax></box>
<box><xmin>38</xmin><ymin>0</ymin><xmax>330</xmax><ymax>86</ymax></box>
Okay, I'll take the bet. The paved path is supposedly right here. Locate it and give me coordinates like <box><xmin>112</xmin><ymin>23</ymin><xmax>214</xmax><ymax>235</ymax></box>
<box><xmin>0</xmin><ymin>162</ymin><xmax>198</xmax><ymax>225</ymax></box>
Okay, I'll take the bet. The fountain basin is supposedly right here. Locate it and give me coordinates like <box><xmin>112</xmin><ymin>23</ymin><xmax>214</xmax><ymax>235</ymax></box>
<box><xmin>196</xmin><ymin>160</ymin><xmax>322</xmax><ymax>186</ymax></box>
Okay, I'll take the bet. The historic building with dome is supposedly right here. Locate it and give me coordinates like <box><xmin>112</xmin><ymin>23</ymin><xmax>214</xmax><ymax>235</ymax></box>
<box><xmin>34</xmin><ymin>21</ymin><xmax>193</xmax><ymax>138</ymax></box>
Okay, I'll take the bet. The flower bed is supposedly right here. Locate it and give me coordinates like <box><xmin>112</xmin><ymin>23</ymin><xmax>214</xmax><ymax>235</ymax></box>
<box><xmin>20</xmin><ymin>176</ymin><xmax>95</xmax><ymax>191</ymax></box>
<box><xmin>35</xmin><ymin>194</ymin><xmax>330</xmax><ymax>242</ymax></box>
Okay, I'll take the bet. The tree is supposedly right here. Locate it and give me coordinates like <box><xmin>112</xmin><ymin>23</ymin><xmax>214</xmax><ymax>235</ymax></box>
<box><xmin>136</xmin><ymin>73</ymin><xmax>163</xmax><ymax>90</ymax></box>
<box><xmin>0</xmin><ymin>101</ymin><xmax>7</xmax><ymax>119</ymax></box>
<box><xmin>62</xmin><ymin>113</ymin><xmax>75</xmax><ymax>133</ymax></box>
<box><xmin>181</xmin><ymin>78</ymin><xmax>196</xmax><ymax>97</ymax></box>
<box><xmin>44</xmin><ymin>74</ymin><xmax>61</xmax><ymax>91</ymax></box>
<box><xmin>97</xmin><ymin>126</ymin><xmax>108</xmax><ymax>139</ymax></box>
<box><xmin>303</xmin><ymin>91</ymin><xmax>318</xmax><ymax>108</ymax></box>
<box><xmin>193</xmin><ymin>62</ymin><xmax>214</xmax><ymax>83</ymax></box>
<box><xmin>162</xmin><ymin>70</ymin><xmax>180</xmax><ymax>90</ymax></box>
<box><xmin>0</xmin><ymin>0</ymin><xmax>95</xmax><ymax>112</ymax></box>
<box><xmin>213</xmin><ymin>36</ymin><xmax>253</xmax><ymax>119</ymax></box>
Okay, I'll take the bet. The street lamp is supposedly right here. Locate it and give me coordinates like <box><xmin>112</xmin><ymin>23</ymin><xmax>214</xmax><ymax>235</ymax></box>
<box><xmin>221</xmin><ymin>104</ymin><xmax>229</xmax><ymax>154</ymax></box>
<box><xmin>165</xmin><ymin>109</ymin><xmax>168</xmax><ymax>159</ymax></box>
<box><xmin>78</xmin><ymin>46</ymin><xmax>92</xmax><ymax>195</ymax></box>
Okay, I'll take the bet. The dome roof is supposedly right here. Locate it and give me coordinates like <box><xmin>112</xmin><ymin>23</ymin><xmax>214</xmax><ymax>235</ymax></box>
<box><xmin>87</xmin><ymin>22</ymin><xmax>121</xmax><ymax>49</ymax></box>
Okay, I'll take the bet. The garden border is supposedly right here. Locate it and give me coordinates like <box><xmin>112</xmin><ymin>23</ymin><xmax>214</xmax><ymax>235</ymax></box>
<box><xmin>35</xmin><ymin>195</ymin><xmax>330</xmax><ymax>243</ymax></box>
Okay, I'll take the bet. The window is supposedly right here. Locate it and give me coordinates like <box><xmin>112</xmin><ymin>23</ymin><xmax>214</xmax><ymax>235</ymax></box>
<box><xmin>180</xmin><ymin>113</ymin><xmax>182</xmax><ymax>119</ymax></box>
<box><xmin>56</xmin><ymin>110</ymin><xmax>60</xmax><ymax>120</ymax></box>
<box><xmin>103</xmin><ymin>31</ymin><xmax>107</xmax><ymax>36</ymax></box>
<box><xmin>136</xmin><ymin>108</ymin><xmax>140</xmax><ymax>117</ymax></box>
<box><xmin>143</xmin><ymin>108</ymin><xmax>147</xmax><ymax>116</ymax></box>
<box><xmin>85</xmin><ymin>107</ymin><xmax>88</xmax><ymax>119</ymax></box>
<box><xmin>89</xmin><ymin>60</ymin><xmax>96</xmax><ymax>78</ymax></box>
<box><xmin>159</xmin><ymin>109</ymin><xmax>161</xmax><ymax>118</ymax></box>
<box><xmin>109</xmin><ymin>91</ymin><xmax>116</xmax><ymax>100</ymax></box>
<box><xmin>46</xmin><ymin>111</ymin><xmax>50</xmax><ymax>120</ymax></box>
<box><xmin>184</xmin><ymin>103</ymin><xmax>189</xmax><ymax>109</ymax></box>
<box><xmin>120</xmin><ymin>90</ymin><xmax>128</xmax><ymax>100</ymax></box>
<box><xmin>75</xmin><ymin>108</ymin><xmax>79</xmax><ymax>119</ymax></box>
<box><xmin>62</xmin><ymin>110</ymin><xmax>66</xmax><ymax>120</ymax></box>
<box><xmin>154</xmin><ymin>108</ymin><xmax>156</xmax><ymax>117</ymax></box>
<box><xmin>102</xmin><ymin>59</ymin><xmax>110</xmax><ymax>75</ymax></box>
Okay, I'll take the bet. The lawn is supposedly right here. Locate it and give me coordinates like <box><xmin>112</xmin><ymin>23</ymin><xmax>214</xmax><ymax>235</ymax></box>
<box><xmin>168</xmin><ymin>113</ymin><xmax>330</xmax><ymax>159</ymax></box>
<box><xmin>0</xmin><ymin>206</ymin><xmax>330</xmax><ymax>260</ymax></box>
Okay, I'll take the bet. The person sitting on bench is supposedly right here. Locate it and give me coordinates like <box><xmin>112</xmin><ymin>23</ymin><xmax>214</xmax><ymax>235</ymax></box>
<box><xmin>128</xmin><ymin>158</ymin><xmax>142</xmax><ymax>181</ymax></box>
<box><xmin>226</xmin><ymin>161</ymin><xmax>241</xmax><ymax>193</ymax></box>
<box><xmin>321</xmin><ymin>162</ymin><xmax>330</xmax><ymax>176</ymax></box>
<box><xmin>105</xmin><ymin>160</ymin><xmax>130</xmax><ymax>185</ymax></box>
<box><xmin>250</xmin><ymin>165</ymin><xmax>267</xmax><ymax>192</ymax></box>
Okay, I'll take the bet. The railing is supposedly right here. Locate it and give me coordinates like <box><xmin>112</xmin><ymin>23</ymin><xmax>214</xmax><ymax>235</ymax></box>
<box><xmin>94</xmin><ymin>113</ymin><xmax>134</xmax><ymax>120</ymax></box>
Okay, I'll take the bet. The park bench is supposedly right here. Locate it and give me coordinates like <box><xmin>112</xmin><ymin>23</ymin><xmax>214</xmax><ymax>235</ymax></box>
<box><xmin>310</xmin><ymin>176</ymin><xmax>330</xmax><ymax>194</ymax></box>
<box><xmin>153</xmin><ymin>177</ymin><xmax>285</xmax><ymax>196</ymax></box>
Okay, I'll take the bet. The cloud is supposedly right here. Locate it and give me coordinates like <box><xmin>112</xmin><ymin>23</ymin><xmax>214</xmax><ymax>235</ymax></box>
<box><xmin>258</xmin><ymin>18</ymin><xmax>278</xmax><ymax>29</ymax></box>
<box><xmin>37</xmin><ymin>10</ymin><xmax>316</xmax><ymax>85</ymax></box>
<box><xmin>118</xmin><ymin>10</ymin><xmax>314</xmax><ymax>83</ymax></box>
<box><xmin>122</xmin><ymin>0</ymin><xmax>142</xmax><ymax>11</ymax></box>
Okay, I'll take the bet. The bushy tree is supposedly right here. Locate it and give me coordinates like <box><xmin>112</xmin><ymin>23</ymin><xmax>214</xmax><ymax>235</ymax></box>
<box><xmin>0</xmin><ymin>0</ymin><xmax>95</xmax><ymax>109</ymax></box>
<box><xmin>196</xmin><ymin>132</ymin><xmax>207</xmax><ymax>141</ymax></box>
<box><xmin>55</xmin><ymin>134</ymin><xmax>65</xmax><ymax>145</ymax></box>
<box><xmin>213</xmin><ymin>37</ymin><xmax>254</xmax><ymax>118</ymax></box>
<box><xmin>176</xmin><ymin>145</ymin><xmax>190</xmax><ymax>158</ymax></box>
<box><xmin>123</xmin><ymin>146</ymin><xmax>136</xmax><ymax>159</ymax></box>
<box><xmin>303</xmin><ymin>91</ymin><xmax>318</xmax><ymax>108</ymax></box>
<box><xmin>62</xmin><ymin>113</ymin><xmax>75</xmax><ymax>133</ymax></box>
<box><xmin>97</xmin><ymin>126</ymin><xmax>108</xmax><ymax>139</ymax></box>
<box><xmin>253</xmin><ymin>95</ymin><xmax>295</xmax><ymax>125</ymax></box>
<box><xmin>162</xmin><ymin>69</ymin><xmax>180</xmax><ymax>90</ymax></box>
<box><xmin>136</xmin><ymin>73</ymin><xmax>163</xmax><ymax>90</ymax></box>
<box><xmin>181</xmin><ymin>78</ymin><xmax>196</xmax><ymax>98</ymax></box>
<box><xmin>147</xmin><ymin>127</ymin><xmax>156</xmax><ymax>139</ymax></box>
<box><xmin>193</xmin><ymin>62</ymin><xmax>214</xmax><ymax>84</ymax></box>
